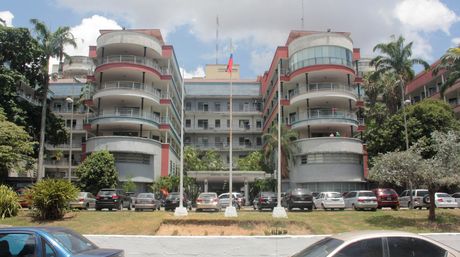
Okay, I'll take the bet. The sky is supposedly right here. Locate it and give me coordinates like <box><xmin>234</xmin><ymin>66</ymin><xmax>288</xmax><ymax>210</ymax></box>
<box><xmin>1</xmin><ymin>0</ymin><xmax>460</xmax><ymax>79</ymax></box>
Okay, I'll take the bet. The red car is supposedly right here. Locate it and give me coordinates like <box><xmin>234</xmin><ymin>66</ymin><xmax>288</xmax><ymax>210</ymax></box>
<box><xmin>372</xmin><ymin>188</ymin><xmax>399</xmax><ymax>210</ymax></box>
<box><xmin>16</xmin><ymin>188</ymin><xmax>31</xmax><ymax>209</ymax></box>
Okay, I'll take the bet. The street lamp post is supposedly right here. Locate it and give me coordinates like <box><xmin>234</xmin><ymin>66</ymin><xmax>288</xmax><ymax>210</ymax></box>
<box><xmin>65</xmin><ymin>96</ymin><xmax>74</xmax><ymax>182</ymax></box>
<box><xmin>400</xmin><ymin>82</ymin><xmax>413</xmax><ymax>209</ymax></box>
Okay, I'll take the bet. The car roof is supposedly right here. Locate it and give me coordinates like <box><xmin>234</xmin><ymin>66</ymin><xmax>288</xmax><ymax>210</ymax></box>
<box><xmin>331</xmin><ymin>230</ymin><xmax>425</xmax><ymax>241</ymax></box>
<box><xmin>0</xmin><ymin>226</ymin><xmax>72</xmax><ymax>234</ymax></box>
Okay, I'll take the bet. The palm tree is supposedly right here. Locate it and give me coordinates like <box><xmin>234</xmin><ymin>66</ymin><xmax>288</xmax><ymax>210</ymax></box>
<box><xmin>30</xmin><ymin>19</ymin><xmax>76</xmax><ymax>182</ymax></box>
<box><xmin>362</xmin><ymin>71</ymin><xmax>382</xmax><ymax>107</ymax></box>
<box><xmin>433</xmin><ymin>46</ymin><xmax>460</xmax><ymax>96</ymax></box>
<box><xmin>262</xmin><ymin>124</ymin><xmax>298</xmax><ymax>179</ymax></box>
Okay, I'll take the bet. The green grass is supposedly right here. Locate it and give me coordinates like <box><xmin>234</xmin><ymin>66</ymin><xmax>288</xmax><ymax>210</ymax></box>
<box><xmin>1</xmin><ymin>208</ymin><xmax>459</xmax><ymax>235</ymax></box>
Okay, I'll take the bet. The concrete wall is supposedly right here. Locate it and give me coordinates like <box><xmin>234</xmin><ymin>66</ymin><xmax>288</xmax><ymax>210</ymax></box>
<box><xmin>97</xmin><ymin>31</ymin><xmax>162</xmax><ymax>56</ymax></box>
<box><xmin>288</xmin><ymin>32</ymin><xmax>353</xmax><ymax>55</ymax></box>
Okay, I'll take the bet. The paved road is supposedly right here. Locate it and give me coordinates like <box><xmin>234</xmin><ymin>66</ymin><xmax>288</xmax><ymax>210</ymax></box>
<box><xmin>87</xmin><ymin>234</ymin><xmax>460</xmax><ymax>257</ymax></box>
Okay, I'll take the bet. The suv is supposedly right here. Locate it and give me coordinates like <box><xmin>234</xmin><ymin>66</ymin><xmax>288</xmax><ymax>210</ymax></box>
<box><xmin>372</xmin><ymin>188</ymin><xmax>400</xmax><ymax>210</ymax></box>
<box><xmin>164</xmin><ymin>192</ymin><xmax>192</xmax><ymax>211</ymax></box>
<box><xmin>284</xmin><ymin>188</ymin><xmax>314</xmax><ymax>211</ymax></box>
<box><xmin>399</xmin><ymin>189</ymin><xmax>430</xmax><ymax>209</ymax></box>
<box><xmin>95</xmin><ymin>188</ymin><xmax>132</xmax><ymax>211</ymax></box>
<box><xmin>254</xmin><ymin>191</ymin><xmax>277</xmax><ymax>211</ymax></box>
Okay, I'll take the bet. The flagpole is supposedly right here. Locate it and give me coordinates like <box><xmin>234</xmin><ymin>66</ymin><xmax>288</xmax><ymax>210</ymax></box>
<box><xmin>175</xmin><ymin>68</ymin><xmax>188</xmax><ymax>216</ymax></box>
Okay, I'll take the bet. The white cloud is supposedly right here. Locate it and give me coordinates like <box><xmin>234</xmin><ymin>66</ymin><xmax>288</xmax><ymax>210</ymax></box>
<box><xmin>395</xmin><ymin>0</ymin><xmax>458</xmax><ymax>35</ymax></box>
<box><xmin>0</xmin><ymin>11</ymin><xmax>14</xmax><ymax>27</ymax></box>
<box><xmin>250</xmin><ymin>49</ymin><xmax>274</xmax><ymax>75</ymax></box>
<box><xmin>180</xmin><ymin>66</ymin><xmax>205</xmax><ymax>79</ymax></box>
<box><xmin>404</xmin><ymin>31</ymin><xmax>433</xmax><ymax>60</ymax></box>
<box><xmin>452</xmin><ymin>37</ymin><xmax>460</xmax><ymax>47</ymax></box>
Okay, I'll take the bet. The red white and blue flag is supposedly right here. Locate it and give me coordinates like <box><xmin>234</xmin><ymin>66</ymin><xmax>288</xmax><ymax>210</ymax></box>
<box><xmin>226</xmin><ymin>53</ymin><xmax>233</xmax><ymax>73</ymax></box>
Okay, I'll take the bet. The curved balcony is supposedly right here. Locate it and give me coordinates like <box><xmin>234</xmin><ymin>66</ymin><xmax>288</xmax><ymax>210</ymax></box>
<box><xmin>89</xmin><ymin>108</ymin><xmax>160</xmax><ymax>128</ymax></box>
<box><xmin>288</xmin><ymin>83</ymin><xmax>357</xmax><ymax>104</ymax></box>
<box><xmin>290</xmin><ymin>109</ymin><xmax>358</xmax><ymax>129</ymax></box>
<box><xmin>63</xmin><ymin>56</ymin><xmax>95</xmax><ymax>76</ymax></box>
<box><xmin>86</xmin><ymin>136</ymin><xmax>162</xmax><ymax>155</ymax></box>
<box><xmin>97</xmin><ymin>55</ymin><xmax>168</xmax><ymax>75</ymax></box>
<box><xmin>97</xmin><ymin>31</ymin><xmax>163</xmax><ymax>56</ymax></box>
<box><xmin>93</xmin><ymin>81</ymin><xmax>162</xmax><ymax>104</ymax></box>
<box><xmin>295</xmin><ymin>137</ymin><xmax>363</xmax><ymax>154</ymax></box>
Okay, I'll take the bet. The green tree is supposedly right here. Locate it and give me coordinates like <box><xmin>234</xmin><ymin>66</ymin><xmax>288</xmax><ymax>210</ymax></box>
<box><xmin>184</xmin><ymin>146</ymin><xmax>204</xmax><ymax>171</ymax></box>
<box><xmin>150</xmin><ymin>175</ymin><xmax>198</xmax><ymax>200</ymax></box>
<box><xmin>263</xmin><ymin>124</ymin><xmax>298</xmax><ymax>178</ymax></box>
<box><xmin>122</xmin><ymin>176</ymin><xmax>137</xmax><ymax>193</ymax></box>
<box><xmin>433</xmin><ymin>46</ymin><xmax>460</xmax><ymax>96</ymax></box>
<box><xmin>0</xmin><ymin>109</ymin><xmax>36</xmax><ymax>180</ymax></box>
<box><xmin>30</xmin><ymin>19</ymin><xmax>76</xmax><ymax>181</ymax></box>
<box><xmin>202</xmin><ymin>150</ymin><xmax>224</xmax><ymax>170</ymax></box>
<box><xmin>76</xmin><ymin>150</ymin><xmax>118</xmax><ymax>195</ymax></box>
<box><xmin>371</xmin><ymin>35</ymin><xmax>429</xmax><ymax>114</ymax></box>
<box><xmin>237</xmin><ymin>151</ymin><xmax>264</xmax><ymax>171</ymax></box>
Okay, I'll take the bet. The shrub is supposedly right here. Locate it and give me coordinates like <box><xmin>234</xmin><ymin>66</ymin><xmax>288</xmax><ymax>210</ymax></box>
<box><xmin>28</xmin><ymin>179</ymin><xmax>78</xmax><ymax>220</ymax></box>
<box><xmin>0</xmin><ymin>185</ymin><xmax>21</xmax><ymax>219</ymax></box>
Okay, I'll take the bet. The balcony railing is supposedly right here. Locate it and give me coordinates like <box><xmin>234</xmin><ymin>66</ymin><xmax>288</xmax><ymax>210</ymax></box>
<box><xmin>45</xmin><ymin>143</ymin><xmax>81</xmax><ymax>149</ymax></box>
<box><xmin>287</xmin><ymin>83</ymin><xmax>356</xmax><ymax>99</ymax></box>
<box><xmin>90</xmin><ymin>108</ymin><xmax>160</xmax><ymax>124</ymax></box>
<box><xmin>185</xmin><ymin>142</ymin><xmax>260</xmax><ymax>150</ymax></box>
<box><xmin>185</xmin><ymin>125</ymin><xmax>262</xmax><ymax>132</ymax></box>
<box><xmin>290</xmin><ymin>109</ymin><xmax>358</xmax><ymax>125</ymax></box>
<box><xmin>99</xmin><ymin>81</ymin><xmax>162</xmax><ymax>100</ymax></box>
<box><xmin>188</xmin><ymin>107</ymin><xmax>261</xmax><ymax>113</ymax></box>
<box><xmin>99</xmin><ymin>55</ymin><xmax>169</xmax><ymax>75</ymax></box>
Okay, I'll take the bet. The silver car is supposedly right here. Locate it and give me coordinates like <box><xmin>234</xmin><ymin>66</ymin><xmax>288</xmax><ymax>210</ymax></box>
<box><xmin>314</xmin><ymin>192</ymin><xmax>345</xmax><ymax>210</ymax></box>
<box><xmin>451</xmin><ymin>192</ymin><xmax>460</xmax><ymax>208</ymax></box>
<box><xmin>134</xmin><ymin>193</ymin><xmax>161</xmax><ymax>211</ymax></box>
<box><xmin>218</xmin><ymin>193</ymin><xmax>241</xmax><ymax>209</ymax></box>
<box><xmin>344</xmin><ymin>190</ymin><xmax>378</xmax><ymax>211</ymax></box>
<box><xmin>69</xmin><ymin>192</ymin><xmax>96</xmax><ymax>210</ymax></box>
<box><xmin>399</xmin><ymin>189</ymin><xmax>429</xmax><ymax>209</ymax></box>
<box><xmin>435</xmin><ymin>192</ymin><xmax>457</xmax><ymax>209</ymax></box>
<box><xmin>196</xmin><ymin>192</ymin><xmax>221</xmax><ymax>212</ymax></box>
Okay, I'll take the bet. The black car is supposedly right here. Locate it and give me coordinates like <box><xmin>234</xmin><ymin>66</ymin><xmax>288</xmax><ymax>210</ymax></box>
<box><xmin>284</xmin><ymin>188</ymin><xmax>314</xmax><ymax>211</ymax></box>
<box><xmin>254</xmin><ymin>191</ymin><xmax>277</xmax><ymax>211</ymax></box>
<box><xmin>95</xmin><ymin>188</ymin><xmax>132</xmax><ymax>211</ymax></box>
<box><xmin>164</xmin><ymin>192</ymin><xmax>192</xmax><ymax>211</ymax></box>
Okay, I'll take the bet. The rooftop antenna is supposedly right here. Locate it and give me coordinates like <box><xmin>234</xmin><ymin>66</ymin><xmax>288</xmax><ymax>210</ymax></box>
<box><xmin>216</xmin><ymin>16</ymin><xmax>219</xmax><ymax>64</ymax></box>
<box><xmin>301</xmin><ymin>0</ymin><xmax>305</xmax><ymax>30</ymax></box>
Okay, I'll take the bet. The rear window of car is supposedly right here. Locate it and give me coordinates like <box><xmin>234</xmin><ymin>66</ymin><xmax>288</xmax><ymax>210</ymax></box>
<box><xmin>436</xmin><ymin>193</ymin><xmax>450</xmax><ymax>198</ymax></box>
<box><xmin>358</xmin><ymin>191</ymin><xmax>375</xmax><ymax>197</ymax></box>
<box><xmin>326</xmin><ymin>192</ymin><xmax>342</xmax><ymax>198</ymax></box>
<box><xmin>200</xmin><ymin>193</ymin><xmax>217</xmax><ymax>198</ymax></box>
<box><xmin>138</xmin><ymin>193</ymin><xmax>154</xmax><ymax>198</ymax></box>
<box><xmin>167</xmin><ymin>193</ymin><xmax>179</xmax><ymax>199</ymax></box>
<box><xmin>219</xmin><ymin>194</ymin><xmax>229</xmax><ymax>199</ymax></box>
<box><xmin>416</xmin><ymin>190</ymin><xmax>429</xmax><ymax>196</ymax></box>
<box><xmin>99</xmin><ymin>190</ymin><xmax>115</xmax><ymax>196</ymax></box>
<box><xmin>261</xmin><ymin>192</ymin><xmax>275</xmax><ymax>197</ymax></box>
<box><xmin>378</xmin><ymin>189</ymin><xmax>396</xmax><ymax>195</ymax></box>
<box><xmin>78</xmin><ymin>192</ymin><xmax>86</xmax><ymax>197</ymax></box>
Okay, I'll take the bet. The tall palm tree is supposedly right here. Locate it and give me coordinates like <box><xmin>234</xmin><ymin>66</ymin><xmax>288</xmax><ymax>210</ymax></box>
<box><xmin>30</xmin><ymin>19</ymin><xmax>76</xmax><ymax>181</ymax></box>
<box><xmin>362</xmin><ymin>71</ymin><xmax>382</xmax><ymax>107</ymax></box>
<box><xmin>433</xmin><ymin>46</ymin><xmax>460</xmax><ymax>96</ymax></box>
<box><xmin>262</xmin><ymin>124</ymin><xmax>298</xmax><ymax>179</ymax></box>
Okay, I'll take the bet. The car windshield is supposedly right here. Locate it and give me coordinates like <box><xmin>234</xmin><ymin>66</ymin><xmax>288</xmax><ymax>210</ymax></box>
<box><xmin>416</xmin><ymin>190</ymin><xmax>429</xmax><ymax>196</ymax></box>
<box><xmin>138</xmin><ymin>193</ymin><xmax>154</xmax><ymax>198</ymax></box>
<box><xmin>99</xmin><ymin>190</ymin><xmax>115</xmax><ymax>196</ymax></box>
<box><xmin>291</xmin><ymin>237</ymin><xmax>343</xmax><ymax>257</ymax></box>
<box><xmin>49</xmin><ymin>229</ymin><xmax>98</xmax><ymax>254</ymax></box>
<box><xmin>437</xmin><ymin>193</ymin><xmax>450</xmax><ymax>197</ymax></box>
<box><xmin>326</xmin><ymin>192</ymin><xmax>341</xmax><ymax>198</ymax></box>
<box><xmin>359</xmin><ymin>192</ymin><xmax>375</xmax><ymax>197</ymax></box>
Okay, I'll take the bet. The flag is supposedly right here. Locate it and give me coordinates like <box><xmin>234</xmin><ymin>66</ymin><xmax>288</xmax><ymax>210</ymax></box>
<box><xmin>226</xmin><ymin>53</ymin><xmax>233</xmax><ymax>73</ymax></box>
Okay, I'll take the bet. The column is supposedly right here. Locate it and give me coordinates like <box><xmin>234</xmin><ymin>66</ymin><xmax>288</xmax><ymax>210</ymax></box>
<box><xmin>204</xmin><ymin>179</ymin><xmax>208</xmax><ymax>193</ymax></box>
<box><xmin>244</xmin><ymin>179</ymin><xmax>249</xmax><ymax>206</ymax></box>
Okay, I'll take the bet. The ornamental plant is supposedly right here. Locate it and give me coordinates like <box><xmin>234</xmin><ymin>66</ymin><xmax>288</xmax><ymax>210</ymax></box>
<box><xmin>0</xmin><ymin>185</ymin><xmax>21</xmax><ymax>219</ymax></box>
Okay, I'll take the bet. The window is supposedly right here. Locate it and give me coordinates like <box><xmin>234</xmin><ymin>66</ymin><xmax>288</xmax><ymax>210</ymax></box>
<box><xmin>227</xmin><ymin>119</ymin><xmax>230</xmax><ymax>128</ymax></box>
<box><xmin>185</xmin><ymin>102</ymin><xmax>191</xmax><ymax>111</ymax></box>
<box><xmin>198</xmin><ymin>102</ymin><xmax>209</xmax><ymax>111</ymax></box>
<box><xmin>44</xmin><ymin>241</ymin><xmax>57</xmax><ymax>257</ymax></box>
<box><xmin>387</xmin><ymin>237</ymin><xmax>446</xmax><ymax>257</ymax></box>
<box><xmin>256</xmin><ymin>137</ymin><xmax>262</xmax><ymax>146</ymax></box>
<box><xmin>289</xmin><ymin>113</ymin><xmax>296</xmax><ymax>123</ymax></box>
<box><xmin>256</xmin><ymin>120</ymin><xmax>262</xmax><ymax>128</ymax></box>
<box><xmin>184</xmin><ymin>137</ymin><xmax>191</xmax><ymax>144</ymax></box>
<box><xmin>239</xmin><ymin>137</ymin><xmax>245</xmax><ymax>146</ymax></box>
<box><xmin>239</xmin><ymin>120</ymin><xmax>250</xmax><ymax>129</ymax></box>
<box><xmin>113</xmin><ymin>131</ymin><xmax>138</xmax><ymax>137</ymax></box>
<box><xmin>201</xmin><ymin>137</ymin><xmax>208</xmax><ymax>146</ymax></box>
<box><xmin>335</xmin><ymin>238</ymin><xmax>383</xmax><ymax>257</ymax></box>
<box><xmin>214</xmin><ymin>102</ymin><xmax>221</xmax><ymax>112</ymax></box>
<box><xmin>185</xmin><ymin>119</ymin><xmax>191</xmax><ymax>128</ymax></box>
<box><xmin>215</xmin><ymin>119</ymin><xmax>221</xmax><ymax>128</ymax></box>
<box><xmin>0</xmin><ymin>233</ymin><xmax>36</xmax><ymax>256</ymax></box>
<box><xmin>66</xmin><ymin>119</ymin><xmax>77</xmax><ymax>128</ymax></box>
<box><xmin>301</xmin><ymin>155</ymin><xmax>307</xmax><ymax>164</ymax></box>
<box><xmin>197</xmin><ymin>119</ymin><xmax>208</xmax><ymax>129</ymax></box>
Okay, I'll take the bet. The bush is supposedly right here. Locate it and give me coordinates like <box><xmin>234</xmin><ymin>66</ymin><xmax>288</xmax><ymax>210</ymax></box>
<box><xmin>0</xmin><ymin>185</ymin><xmax>21</xmax><ymax>219</ymax></box>
<box><xmin>28</xmin><ymin>179</ymin><xmax>78</xmax><ymax>220</ymax></box>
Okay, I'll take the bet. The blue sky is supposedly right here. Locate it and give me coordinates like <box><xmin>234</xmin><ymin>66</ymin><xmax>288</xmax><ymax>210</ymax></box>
<box><xmin>2</xmin><ymin>0</ymin><xmax>460</xmax><ymax>78</ymax></box>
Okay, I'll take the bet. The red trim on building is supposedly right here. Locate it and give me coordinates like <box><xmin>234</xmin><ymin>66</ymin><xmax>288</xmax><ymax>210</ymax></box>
<box><xmin>86</xmin><ymin>75</ymin><xmax>95</xmax><ymax>82</ymax></box>
<box><xmin>288</xmin><ymin>65</ymin><xmax>355</xmax><ymax>80</ymax></box>
<box><xmin>95</xmin><ymin>63</ymin><xmax>171</xmax><ymax>80</ymax></box>
<box><xmin>161</xmin><ymin>143</ymin><xmax>170</xmax><ymax>176</ymax></box>
<box><xmin>83</xmin><ymin>123</ymin><xmax>92</xmax><ymax>130</ymax></box>
<box><xmin>159</xmin><ymin>124</ymin><xmax>170</xmax><ymax>130</ymax></box>
<box><xmin>88</xmin><ymin>46</ymin><xmax>97</xmax><ymax>58</ymax></box>
<box><xmin>356</xmin><ymin>100</ymin><xmax>365</xmax><ymax>108</ymax></box>
<box><xmin>406</xmin><ymin>61</ymin><xmax>442</xmax><ymax>94</ymax></box>
<box><xmin>162</xmin><ymin>45</ymin><xmax>173</xmax><ymax>58</ymax></box>
<box><xmin>160</xmin><ymin>99</ymin><xmax>171</xmax><ymax>104</ymax></box>
<box><xmin>263</xmin><ymin>103</ymin><xmax>279</xmax><ymax>132</ymax></box>
<box><xmin>280</xmin><ymin>99</ymin><xmax>290</xmax><ymax>106</ymax></box>
<box><xmin>81</xmin><ymin>143</ymin><xmax>87</xmax><ymax>161</ymax></box>
<box><xmin>353</xmin><ymin>48</ymin><xmax>361</xmax><ymax>61</ymax></box>
<box><xmin>261</xmin><ymin>47</ymin><xmax>288</xmax><ymax>95</ymax></box>
<box><xmin>363</xmin><ymin>144</ymin><xmax>369</xmax><ymax>179</ymax></box>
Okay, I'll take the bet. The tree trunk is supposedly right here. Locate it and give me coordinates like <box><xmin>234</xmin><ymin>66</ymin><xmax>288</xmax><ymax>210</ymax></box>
<box><xmin>428</xmin><ymin>188</ymin><xmax>436</xmax><ymax>222</ymax></box>
<box><xmin>37</xmin><ymin>58</ymin><xmax>50</xmax><ymax>182</ymax></box>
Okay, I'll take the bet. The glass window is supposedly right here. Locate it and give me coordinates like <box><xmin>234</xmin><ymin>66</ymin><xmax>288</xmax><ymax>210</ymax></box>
<box><xmin>215</xmin><ymin>120</ymin><xmax>220</xmax><ymax>128</ymax></box>
<box><xmin>44</xmin><ymin>241</ymin><xmax>57</xmax><ymax>257</ymax></box>
<box><xmin>301</xmin><ymin>155</ymin><xmax>307</xmax><ymax>164</ymax></box>
<box><xmin>335</xmin><ymin>238</ymin><xmax>383</xmax><ymax>257</ymax></box>
<box><xmin>0</xmin><ymin>233</ymin><xmax>36</xmax><ymax>256</ymax></box>
<box><xmin>185</xmin><ymin>102</ymin><xmax>191</xmax><ymax>111</ymax></box>
<box><xmin>292</xmin><ymin>237</ymin><xmax>343</xmax><ymax>257</ymax></box>
<box><xmin>185</xmin><ymin>119</ymin><xmax>191</xmax><ymax>128</ymax></box>
<box><xmin>387</xmin><ymin>237</ymin><xmax>446</xmax><ymax>257</ymax></box>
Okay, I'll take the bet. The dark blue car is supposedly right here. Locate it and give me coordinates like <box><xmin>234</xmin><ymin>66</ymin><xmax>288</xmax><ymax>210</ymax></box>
<box><xmin>0</xmin><ymin>227</ymin><xmax>123</xmax><ymax>257</ymax></box>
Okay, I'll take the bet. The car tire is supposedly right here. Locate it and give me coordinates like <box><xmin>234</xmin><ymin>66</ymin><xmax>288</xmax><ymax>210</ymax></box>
<box><xmin>392</xmin><ymin>205</ymin><xmax>400</xmax><ymax>211</ymax></box>
<box><xmin>85</xmin><ymin>203</ymin><xmax>89</xmax><ymax>210</ymax></box>
<box><xmin>128</xmin><ymin>202</ymin><xmax>132</xmax><ymax>211</ymax></box>
<box><xmin>118</xmin><ymin>202</ymin><xmax>123</xmax><ymax>211</ymax></box>
<box><xmin>423</xmin><ymin>195</ymin><xmax>430</xmax><ymax>204</ymax></box>
<box><xmin>96</xmin><ymin>208</ymin><xmax>101</xmax><ymax>211</ymax></box>
<box><xmin>196</xmin><ymin>208</ymin><xmax>201</xmax><ymax>212</ymax></box>
<box><xmin>321</xmin><ymin>203</ymin><xmax>326</xmax><ymax>210</ymax></box>
<box><xmin>372</xmin><ymin>208</ymin><xmax>377</xmax><ymax>212</ymax></box>
<box><xmin>340</xmin><ymin>208</ymin><xmax>345</xmax><ymax>211</ymax></box>
<box><xmin>288</xmin><ymin>204</ymin><xmax>292</xmax><ymax>211</ymax></box>
<box><xmin>109</xmin><ymin>208</ymin><xmax>113</xmax><ymax>211</ymax></box>
<box><xmin>353</xmin><ymin>204</ymin><xmax>358</xmax><ymax>211</ymax></box>
<box><xmin>313</xmin><ymin>203</ymin><xmax>317</xmax><ymax>209</ymax></box>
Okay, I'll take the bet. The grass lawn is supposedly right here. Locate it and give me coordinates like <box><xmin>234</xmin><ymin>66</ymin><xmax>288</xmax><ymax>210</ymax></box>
<box><xmin>1</xmin><ymin>208</ymin><xmax>460</xmax><ymax>236</ymax></box>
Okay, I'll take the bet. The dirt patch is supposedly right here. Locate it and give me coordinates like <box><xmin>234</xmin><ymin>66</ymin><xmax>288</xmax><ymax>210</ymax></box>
<box><xmin>156</xmin><ymin>219</ymin><xmax>311</xmax><ymax>236</ymax></box>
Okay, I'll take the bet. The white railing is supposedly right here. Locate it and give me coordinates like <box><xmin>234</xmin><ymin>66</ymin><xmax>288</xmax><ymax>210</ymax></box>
<box><xmin>90</xmin><ymin>108</ymin><xmax>160</xmax><ymax>124</ymax></box>
<box><xmin>290</xmin><ymin>109</ymin><xmax>358</xmax><ymax>125</ymax></box>
<box><xmin>100</xmin><ymin>81</ymin><xmax>162</xmax><ymax>100</ymax></box>
<box><xmin>288</xmin><ymin>83</ymin><xmax>356</xmax><ymax>99</ymax></box>
<box><xmin>99</xmin><ymin>55</ymin><xmax>169</xmax><ymax>75</ymax></box>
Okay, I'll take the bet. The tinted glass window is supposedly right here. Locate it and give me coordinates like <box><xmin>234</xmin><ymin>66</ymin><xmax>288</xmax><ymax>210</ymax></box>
<box><xmin>44</xmin><ymin>241</ymin><xmax>57</xmax><ymax>257</ymax></box>
<box><xmin>167</xmin><ymin>193</ymin><xmax>179</xmax><ymax>199</ymax></box>
<box><xmin>219</xmin><ymin>194</ymin><xmax>229</xmax><ymax>199</ymax></box>
<box><xmin>0</xmin><ymin>233</ymin><xmax>36</xmax><ymax>256</ymax></box>
<box><xmin>416</xmin><ymin>191</ymin><xmax>429</xmax><ymax>197</ymax></box>
<box><xmin>137</xmin><ymin>193</ymin><xmax>154</xmax><ymax>198</ymax></box>
<box><xmin>199</xmin><ymin>193</ymin><xmax>217</xmax><ymax>198</ymax></box>
<box><xmin>326</xmin><ymin>193</ymin><xmax>342</xmax><ymax>198</ymax></box>
<box><xmin>379</xmin><ymin>189</ymin><xmax>396</xmax><ymax>195</ymax></box>
<box><xmin>261</xmin><ymin>192</ymin><xmax>276</xmax><ymax>197</ymax></box>
<box><xmin>99</xmin><ymin>190</ymin><xmax>116</xmax><ymax>196</ymax></box>
<box><xmin>292</xmin><ymin>237</ymin><xmax>343</xmax><ymax>257</ymax></box>
<box><xmin>387</xmin><ymin>237</ymin><xmax>446</xmax><ymax>257</ymax></box>
<box><xmin>358</xmin><ymin>192</ymin><xmax>375</xmax><ymax>197</ymax></box>
<box><xmin>452</xmin><ymin>193</ymin><xmax>460</xmax><ymax>198</ymax></box>
<box><xmin>50</xmin><ymin>229</ymin><xmax>97</xmax><ymax>254</ymax></box>
<box><xmin>436</xmin><ymin>193</ymin><xmax>450</xmax><ymax>198</ymax></box>
<box><xmin>335</xmin><ymin>238</ymin><xmax>383</xmax><ymax>257</ymax></box>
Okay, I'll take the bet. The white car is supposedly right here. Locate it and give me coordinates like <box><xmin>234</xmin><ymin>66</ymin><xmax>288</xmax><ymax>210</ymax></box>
<box><xmin>344</xmin><ymin>190</ymin><xmax>378</xmax><ymax>211</ymax></box>
<box><xmin>435</xmin><ymin>192</ymin><xmax>457</xmax><ymax>209</ymax></box>
<box><xmin>451</xmin><ymin>192</ymin><xmax>460</xmax><ymax>208</ymax></box>
<box><xmin>291</xmin><ymin>230</ymin><xmax>460</xmax><ymax>257</ymax></box>
<box><xmin>314</xmin><ymin>192</ymin><xmax>345</xmax><ymax>210</ymax></box>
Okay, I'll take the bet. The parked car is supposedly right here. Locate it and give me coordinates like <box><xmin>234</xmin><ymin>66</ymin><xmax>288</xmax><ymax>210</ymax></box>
<box><xmin>452</xmin><ymin>192</ymin><xmax>460</xmax><ymax>208</ymax></box>
<box><xmin>313</xmin><ymin>192</ymin><xmax>345</xmax><ymax>211</ymax></box>
<box><xmin>196</xmin><ymin>192</ymin><xmax>221</xmax><ymax>212</ymax></box>
<box><xmin>434</xmin><ymin>192</ymin><xmax>457</xmax><ymax>209</ymax></box>
<box><xmin>164</xmin><ymin>192</ymin><xmax>192</xmax><ymax>211</ymax></box>
<box><xmin>344</xmin><ymin>190</ymin><xmax>378</xmax><ymax>211</ymax></box>
<box><xmin>0</xmin><ymin>226</ymin><xmax>124</xmax><ymax>257</ymax></box>
<box><xmin>95</xmin><ymin>188</ymin><xmax>132</xmax><ymax>211</ymax></box>
<box><xmin>284</xmin><ymin>188</ymin><xmax>314</xmax><ymax>211</ymax></box>
<box><xmin>254</xmin><ymin>191</ymin><xmax>277</xmax><ymax>211</ymax></box>
<box><xmin>69</xmin><ymin>192</ymin><xmax>96</xmax><ymax>210</ymax></box>
<box><xmin>218</xmin><ymin>193</ymin><xmax>241</xmax><ymax>209</ymax></box>
<box><xmin>291</xmin><ymin>230</ymin><xmax>460</xmax><ymax>257</ymax></box>
<box><xmin>125</xmin><ymin>191</ymin><xmax>137</xmax><ymax>209</ymax></box>
<box><xmin>399</xmin><ymin>189</ymin><xmax>430</xmax><ymax>209</ymax></box>
<box><xmin>134</xmin><ymin>193</ymin><xmax>161</xmax><ymax>211</ymax></box>
<box><xmin>372</xmin><ymin>188</ymin><xmax>399</xmax><ymax>210</ymax></box>
<box><xmin>16</xmin><ymin>188</ymin><xmax>31</xmax><ymax>209</ymax></box>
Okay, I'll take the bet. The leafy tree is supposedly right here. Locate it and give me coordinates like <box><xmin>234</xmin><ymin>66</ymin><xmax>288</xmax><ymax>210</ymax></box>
<box><xmin>370</xmin><ymin>131</ymin><xmax>460</xmax><ymax>221</ymax></box>
<box><xmin>371</xmin><ymin>35</ymin><xmax>429</xmax><ymax>114</ymax></box>
<box><xmin>237</xmin><ymin>151</ymin><xmax>264</xmax><ymax>171</ymax></box>
<box><xmin>202</xmin><ymin>150</ymin><xmax>224</xmax><ymax>170</ymax></box>
<box><xmin>122</xmin><ymin>176</ymin><xmax>137</xmax><ymax>193</ymax></box>
<box><xmin>0</xmin><ymin>109</ymin><xmax>36</xmax><ymax>180</ymax></box>
<box><xmin>433</xmin><ymin>46</ymin><xmax>460</xmax><ymax>96</ymax></box>
<box><xmin>0</xmin><ymin>185</ymin><xmax>21</xmax><ymax>219</ymax></box>
<box><xmin>76</xmin><ymin>150</ymin><xmax>118</xmax><ymax>195</ymax></box>
<box><xmin>150</xmin><ymin>175</ymin><xmax>198</xmax><ymax>200</ymax></box>
<box><xmin>362</xmin><ymin>71</ymin><xmax>382</xmax><ymax>107</ymax></box>
<box><xmin>250</xmin><ymin>178</ymin><xmax>276</xmax><ymax>199</ymax></box>
<box><xmin>263</xmin><ymin>124</ymin><xmax>298</xmax><ymax>178</ymax></box>
<box><xmin>30</xmin><ymin>19</ymin><xmax>76</xmax><ymax>181</ymax></box>
<box><xmin>184</xmin><ymin>146</ymin><xmax>204</xmax><ymax>171</ymax></box>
